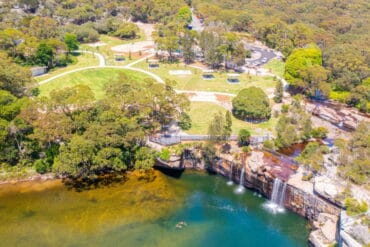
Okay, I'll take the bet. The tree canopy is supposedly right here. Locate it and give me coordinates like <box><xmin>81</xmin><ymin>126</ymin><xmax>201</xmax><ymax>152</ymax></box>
<box><xmin>232</xmin><ymin>87</ymin><xmax>271</xmax><ymax>120</ymax></box>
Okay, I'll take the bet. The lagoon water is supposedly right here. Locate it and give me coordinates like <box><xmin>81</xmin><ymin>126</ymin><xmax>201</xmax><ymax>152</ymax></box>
<box><xmin>0</xmin><ymin>170</ymin><xmax>309</xmax><ymax>247</ymax></box>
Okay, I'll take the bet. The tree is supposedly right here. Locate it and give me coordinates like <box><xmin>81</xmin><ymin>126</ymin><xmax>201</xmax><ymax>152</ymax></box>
<box><xmin>177</xmin><ymin>6</ymin><xmax>192</xmax><ymax>23</ymax></box>
<box><xmin>232</xmin><ymin>87</ymin><xmax>271</xmax><ymax>120</ymax></box>
<box><xmin>199</xmin><ymin>31</ymin><xmax>223</xmax><ymax>68</ymax></box>
<box><xmin>324</xmin><ymin>45</ymin><xmax>369</xmax><ymax>91</ymax></box>
<box><xmin>64</xmin><ymin>33</ymin><xmax>79</xmax><ymax>53</ymax></box>
<box><xmin>284</xmin><ymin>44</ymin><xmax>322</xmax><ymax>87</ymax></box>
<box><xmin>34</xmin><ymin>39</ymin><xmax>66</xmax><ymax>68</ymax></box>
<box><xmin>178</xmin><ymin>112</ymin><xmax>192</xmax><ymax>130</ymax></box>
<box><xmin>35</xmin><ymin>42</ymin><xmax>54</xmax><ymax>67</ymax></box>
<box><xmin>298</xmin><ymin>64</ymin><xmax>329</xmax><ymax>97</ymax></box>
<box><xmin>53</xmin><ymin>136</ymin><xmax>97</xmax><ymax>177</ymax></box>
<box><xmin>180</xmin><ymin>29</ymin><xmax>198</xmax><ymax>64</ymax></box>
<box><xmin>218</xmin><ymin>32</ymin><xmax>239</xmax><ymax>69</ymax></box>
<box><xmin>0</xmin><ymin>52</ymin><xmax>32</xmax><ymax>97</ymax></box>
<box><xmin>231</xmin><ymin>13</ymin><xmax>253</xmax><ymax>32</ymax></box>
<box><xmin>223</xmin><ymin>111</ymin><xmax>232</xmax><ymax>139</ymax></box>
<box><xmin>275</xmin><ymin>114</ymin><xmax>298</xmax><ymax>148</ymax></box>
<box><xmin>274</xmin><ymin>80</ymin><xmax>283</xmax><ymax>103</ymax></box>
<box><xmin>238</xmin><ymin>129</ymin><xmax>251</xmax><ymax>146</ymax></box>
<box><xmin>311</xmin><ymin>127</ymin><xmax>328</xmax><ymax>139</ymax></box>
<box><xmin>29</xmin><ymin>16</ymin><xmax>59</xmax><ymax>40</ymax></box>
<box><xmin>0</xmin><ymin>28</ymin><xmax>24</xmax><ymax>58</ymax></box>
<box><xmin>134</xmin><ymin>147</ymin><xmax>157</xmax><ymax>170</ymax></box>
<box><xmin>296</xmin><ymin>142</ymin><xmax>325</xmax><ymax>173</ymax></box>
<box><xmin>208</xmin><ymin>111</ymin><xmax>225</xmax><ymax>143</ymax></box>
<box><xmin>114</xmin><ymin>22</ymin><xmax>140</xmax><ymax>39</ymax></box>
<box><xmin>154</xmin><ymin>23</ymin><xmax>181</xmax><ymax>62</ymax></box>
<box><xmin>275</xmin><ymin>95</ymin><xmax>313</xmax><ymax>147</ymax></box>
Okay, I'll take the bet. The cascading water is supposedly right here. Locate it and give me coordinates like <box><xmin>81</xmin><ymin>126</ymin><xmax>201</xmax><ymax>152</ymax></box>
<box><xmin>264</xmin><ymin>178</ymin><xmax>287</xmax><ymax>214</ymax></box>
<box><xmin>234</xmin><ymin>166</ymin><xmax>245</xmax><ymax>194</ymax></box>
<box><xmin>226</xmin><ymin>162</ymin><xmax>234</xmax><ymax>186</ymax></box>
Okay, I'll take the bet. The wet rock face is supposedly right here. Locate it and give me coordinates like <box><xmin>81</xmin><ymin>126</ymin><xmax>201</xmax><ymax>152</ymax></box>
<box><xmin>156</xmin><ymin>150</ymin><xmax>341</xmax><ymax>221</ymax></box>
<box><xmin>210</xmin><ymin>157</ymin><xmax>341</xmax><ymax>221</ymax></box>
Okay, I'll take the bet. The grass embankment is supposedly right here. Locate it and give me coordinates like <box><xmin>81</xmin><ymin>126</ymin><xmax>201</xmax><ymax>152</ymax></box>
<box><xmin>34</xmin><ymin>52</ymin><xmax>99</xmax><ymax>83</ymax></box>
<box><xmin>133</xmin><ymin>61</ymin><xmax>277</xmax><ymax>94</ymax></box>
<box><xmin>187</xmin><ymin>102</ymin><xmax>277</xmax><ymax>135</ymax></box>
<box><xmin>263</xmin><ymin>59</ymin><xmax>285</xmax><ymax>78</ymax></box>
<box><xmin>38</xmin><ymin>68</ymin><xmax>151</xmax><ymax>99</ymax></box>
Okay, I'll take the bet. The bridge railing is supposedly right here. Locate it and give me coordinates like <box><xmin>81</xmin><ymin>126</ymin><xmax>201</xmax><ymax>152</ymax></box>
<box><xmin>149</xmin><ymin>134</ymin><xmax>269</xmax><ymax>146</ymax></box>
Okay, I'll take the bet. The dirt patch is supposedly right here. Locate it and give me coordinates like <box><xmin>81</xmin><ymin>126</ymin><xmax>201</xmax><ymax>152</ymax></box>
<box><xmin>111</xmin><ymin>41</ymin><xmax>155</xmax><ymax>53</ymax></box>
<box><xmin>215</xmin><ymin>94</ymin><xmax>231</xmax><ymax>103</ymax></box>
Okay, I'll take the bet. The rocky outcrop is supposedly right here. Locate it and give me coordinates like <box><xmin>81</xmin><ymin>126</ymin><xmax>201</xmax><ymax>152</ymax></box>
<box><xmin>309</xmin><ymin>213</ymin><xmax>338</xmax><ymax>247</ymax></box>
<box><xmin>313</xmin><ymin>176</ymin><xmax>344</xmax><ymax>207</ymax></box>
<box><xmin>154</xmin><ymin>149</ymin><xmax>342</xmax><ymax>246</ymax></box>
<box><xmin>210</xmin><ymin>156</ymin><xmax>341</xmax><ymax>221</ymax></box>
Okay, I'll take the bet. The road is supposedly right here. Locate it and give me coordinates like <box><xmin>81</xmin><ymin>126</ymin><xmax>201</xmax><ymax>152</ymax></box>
<box><xmin>190</xmin><ymin>8</ymin><xmax>204</xmax><ymax>32</ymax></box>
<box><xmin>244</xmin><ymin>43</ymin><xmax>277</xmax><ymax>67</ymax></box>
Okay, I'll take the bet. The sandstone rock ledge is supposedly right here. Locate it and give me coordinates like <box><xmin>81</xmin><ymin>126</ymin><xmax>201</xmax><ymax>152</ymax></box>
<box><xmin>309</xmin><ymin>213</ymin><xmax>338</xmax><ymax>247</ymax></box>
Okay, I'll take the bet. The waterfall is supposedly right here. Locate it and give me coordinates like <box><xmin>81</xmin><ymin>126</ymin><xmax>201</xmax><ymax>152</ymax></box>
<box><xmin>239</xmin><ymin>167</ymin><xmax>245</xmax><ymax>185</ymax></box>
<box><xmin>226</xmin><ymin>162</ymin><xmax>234</xmax><ymax>186</ymax></box>
<box><xmin>263</xmin><ymin>178</ymin><xmax>287</xmax><ymax>214</ymax></box>
<box><xmin>234</xmin><ymin>166</ymin><xmax>245</xmax><ymax>194</ymax></box>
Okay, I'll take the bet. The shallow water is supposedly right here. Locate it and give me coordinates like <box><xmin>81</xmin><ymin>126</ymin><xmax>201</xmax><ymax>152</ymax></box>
<box><xmin>0</xmin><ymin>170</ymin><xmax>309</xmax><ymax>247</ymax></box>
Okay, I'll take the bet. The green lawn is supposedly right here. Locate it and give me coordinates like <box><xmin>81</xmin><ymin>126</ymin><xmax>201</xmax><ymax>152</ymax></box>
<box><xmin>38</xmin><ymin>68</ymin><xmax>151</xmax><ymax>99</ymax></box>
<box><xmin>263</xmin><ymin>59</ymin><xmax>285</xmax><ymax>78</ymax></box>
<box><xmin>133</xmin><ymin>61</ymin><xmax>277</xmax><ymax>94</ymax></box>
<box><xmin>80</xmin><ymin>34</ymin><xmax>145</xmax><ymax>66</ymax></box>
<box><xmin>34</xmin><ymin>52</ymin><xmax>99</xmax><ymax>83</ymax></box>
<box><xmin>187</xmin><ymin>102</ymin><xmax>277</xmax><ymax>135</ymax></box>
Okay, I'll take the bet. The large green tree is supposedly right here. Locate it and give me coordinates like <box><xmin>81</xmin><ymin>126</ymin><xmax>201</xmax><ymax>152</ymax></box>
<box><xmin>284</xmin><ymin>44</ymin><xmax>323</xmax><ymax>87</ymax></box>
<box><xmin>232</xmin><ymin>87</ymin><xmax>271</xmax><ymax>120</ymax></box>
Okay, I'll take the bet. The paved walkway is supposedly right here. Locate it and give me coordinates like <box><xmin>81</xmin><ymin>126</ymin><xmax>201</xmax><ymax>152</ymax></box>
<box><xmin>38</xmin><ymin>50</ymin><xmax>235</xmax><ymax>108</ymax></box>
<box><xmin>77</xmin><ymin>50</ymin><xmax>105</xmax><ymax>67</ymax></box>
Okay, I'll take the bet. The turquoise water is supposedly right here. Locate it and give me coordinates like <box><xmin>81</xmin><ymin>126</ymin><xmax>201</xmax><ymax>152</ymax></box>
<box><xmin>0</xmin><ymin>170</ymin><xmax>309</xmax><ymax>246</ymax></box>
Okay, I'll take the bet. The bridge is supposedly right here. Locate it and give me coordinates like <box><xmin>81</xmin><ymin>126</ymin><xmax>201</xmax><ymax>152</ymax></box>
<box><xmin>149</xmin><ymin>134</ymin><xmax>270</xmax><ymax>146</ymax></box>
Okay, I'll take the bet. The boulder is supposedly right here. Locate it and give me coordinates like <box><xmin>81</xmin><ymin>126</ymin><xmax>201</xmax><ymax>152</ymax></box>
<box><xmin>247</xmin><ymin>151</ymin><xmax>264</xmax><ymax>173</ymax></box>
<box><xmin>347</xmin><ymin>223</ymin><xmax>370</xmax><ymax>246</ymax></box>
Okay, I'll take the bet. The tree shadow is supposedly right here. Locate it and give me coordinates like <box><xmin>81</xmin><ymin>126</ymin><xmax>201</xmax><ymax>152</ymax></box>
<box><xmin>62</xmin><ymin>173</ymin><xmax>128</xmax><ymax>192</ymax></box>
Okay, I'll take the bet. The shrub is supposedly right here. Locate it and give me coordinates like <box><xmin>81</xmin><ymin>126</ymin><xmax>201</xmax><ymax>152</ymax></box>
<box><xmin>232</xmin><ymin>87</ymin><xmax>271</xmax><ymax>120</ymax></box>
<box><xmin>178</xmin><ymin>112</ymin><xmax>192</xmax><ymax>130</ymax></box>
<box><xmin>34</xmin><ymin>159</ymin><xmax>49</xmax><ymax>174</ymax></box>
<box><xmin>242</xmin><ymin>146</ymin><xmax>251</xmax><ymax>153</ymax></box>
<box><xmin>281</xmin><ymin>104</ymin><xmax>289</xmax><ymax>113</ymax></box>
<box><xmin>329</xmin><ymin>90</ymin><xmax>350</xmax><ymax>103</ymax></box>
<box><xmin>159</xmin><ymin>148</ymin><xmax>171</xmax><ymax>161</ymax></box>
<box><xmin>68</xmin><ymin>23</ymin><xmax>99</xmax><ymax>43</ymax></box>
<box><xmin>311</xmin><ymin>127</ymin><xmax>328</xmax><ymax>139</ymax></box>
<box><xmin>238</xmin><ymin>129</ymin><xmax>251</xmax><ymax>146</ymax></box>
<box><xmin>263</xmin><ymin>140</ymin><xmax>275</xmax><ymax>150</ymax></box>
<box><xmin>114</xmin><ymin>22</ymin><xmax>140</xmax><ymax>39</ymax></box>
<box><xmin>302</xmin><ymin>172</ymin><xmax>313</xmax><ymax>181</ymax></box>
<box><xmin>30</xmin><ymin>87</ymin><xmax>40</xmax><ymax>97</ymax></box>
<box><xmin>344</xmin><ymin>197</ymin><xmax>368</xmax><ymax>216</ymax></box>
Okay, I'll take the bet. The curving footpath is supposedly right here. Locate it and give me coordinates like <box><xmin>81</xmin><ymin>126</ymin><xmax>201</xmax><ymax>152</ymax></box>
<box><xmin>37</xmin><ymin>51</ymin><xmax>234</xmax><ymax>106</ymax></box>
<box><xmin>36</xmin><ymin>49</ymin><xmax>234</xmax><ymax>109</ymax></box>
